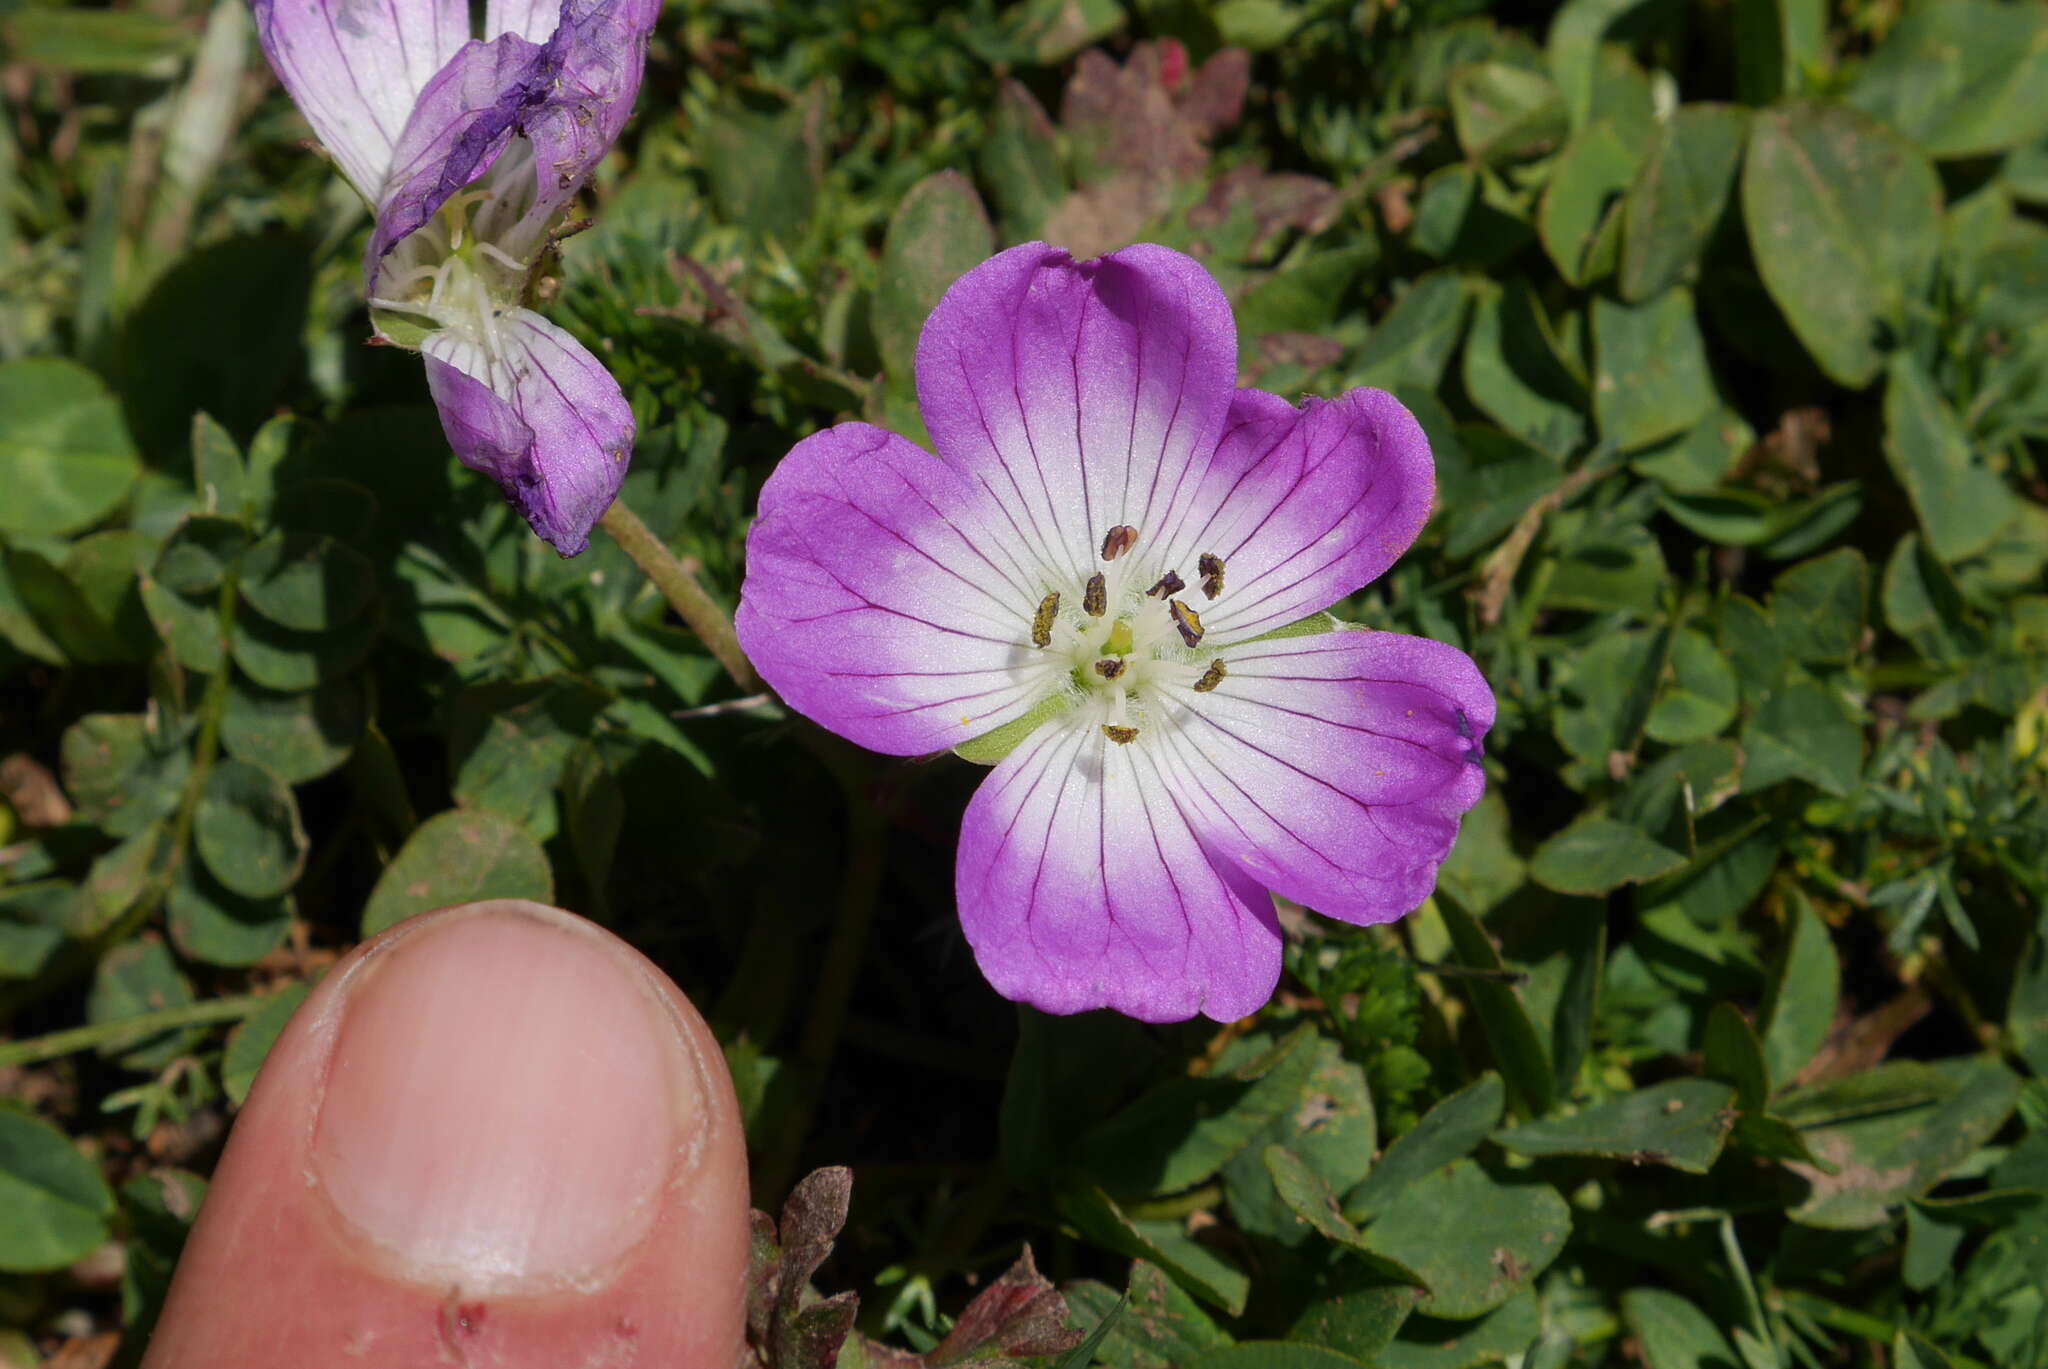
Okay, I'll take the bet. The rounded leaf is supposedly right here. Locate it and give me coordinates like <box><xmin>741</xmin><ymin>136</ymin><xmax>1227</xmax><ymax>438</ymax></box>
<box><xmin>0</xmin><ymin>1110</ymin><xmax>115</xmax><ymax>1273</ymax></box>
<box><xmin>0</xmin><ymin>358</ymin><xmax>141</xmax><ymax>538</ymax></box>
<box><xmin>193</xmin><ymin>758</ymin><xmax>308</xmax><ymax>899</ymax></box>
<box><xmin>361</xmin><ymin>809</ymin><xmax>553</xmax><ymax>937</ymax></box>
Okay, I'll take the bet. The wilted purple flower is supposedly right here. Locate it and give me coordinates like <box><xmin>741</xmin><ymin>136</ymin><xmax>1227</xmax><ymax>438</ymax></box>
<box><xmin>737</xmin><ymin>243</ymin><xmax>1494</xmax><ymax>1023</ymax></box>
<box><xmin>251</xmin><ymin>0</ymin><xmax>660</xmax><ymax>554</ymax></box>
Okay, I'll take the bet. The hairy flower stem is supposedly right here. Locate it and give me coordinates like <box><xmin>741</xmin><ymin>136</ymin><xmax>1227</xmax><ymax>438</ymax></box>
<box><xmin>600</xmin><ymin>499</ymin><xmax>758</xmax><ymax>691</ymax></box>
<box><xmin>0</xmin><ymin>994</ymin><xmax>269</xmax><ymax>1070</ymax></box>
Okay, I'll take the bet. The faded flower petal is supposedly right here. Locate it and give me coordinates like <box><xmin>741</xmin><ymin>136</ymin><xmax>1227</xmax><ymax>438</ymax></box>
<box><xmin>421</xmin><ymin>310</ymin><xmax>632</xmax><ymax>556</ymax></box>
<box><xmin>913</xmin><ymin>242</ymin><xmax>1239</xmax><ymax>588</ymax></box>
<box><xmin>735</xmin><ymin>423</ymin><xmax>1066</xmax><ymax>757</ymax></box>
<box><xmin>1154</xmin><ymin>387</ymin><xmax>1436</xmax><ymax>645</ymax></box>
<box><xmin>367</xmin><ymin>0</ymin><xmax>659</xmax><ymax>278</ymax></box>
<box><xmin>486</xmin><ymin>0</ymin><xmax>565</xmax><ymax>43</ymax></box>
<box><xmin>1154</xmin><ymin>629</ymin><xmax>1492</xmax><ymax>926</ymax></box>
<box><xmin>249</xmin><ymin>0</ymin><xmax>469</xmax><ymax>201</ymax></box>
<box><xmin>955</xmin><ymin>714</ymin><xmax>1283</xmax><ymax>1024</ymax></box>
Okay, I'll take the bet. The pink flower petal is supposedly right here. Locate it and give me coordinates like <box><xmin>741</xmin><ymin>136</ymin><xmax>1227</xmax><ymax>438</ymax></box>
<box><xmin>250</xmin><ymin>0</ymin><xmax>469</xmax><ymax>200</ymax></box>
<box><xmin>422</xmin><ymin>310</ymin><xmax>632</xmax><ymax>556</ymax></box>
<box><xmin>1154</xmin><ymin>387</ymin><xmax>1436</xmax><ymax>644</ymax></box>
<box><xmin>913</xmin><ymin>242</ymin><xmax>1240</xmax><ymax>587</ymax></box>
<box><xmin>1154</xmin><ymin>628</ymin><xmax>1492</xmax><ymax>925</ymax></box>
<box><xmin>956</xmin><ymin>715</ymin><xmax>1283</xmax><ymax>1024</ymax></box>
<box><xmin>736</xmin><ymin>423</ymin><xmax>1067</xmax><ymax>757</ymax></box>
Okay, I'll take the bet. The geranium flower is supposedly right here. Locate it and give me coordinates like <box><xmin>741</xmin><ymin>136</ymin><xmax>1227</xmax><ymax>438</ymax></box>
<box><xmin>251</xmin><ymin>0</ymin><xmax>659</xmax><ymax>554</ymax></box>
<box><xmin>737</xmin><ymin>244</ymin><xmax>1494</xmax><ymax>1023</ymax></box>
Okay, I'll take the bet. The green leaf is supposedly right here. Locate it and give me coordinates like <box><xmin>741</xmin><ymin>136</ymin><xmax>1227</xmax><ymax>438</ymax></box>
<box><xmin>1620</xmin><ymin>104</ymin><xmax>1748</xmax><ymax>302</ymax></box>
<box><xmin>1348</xmin><ymin>273</ymin><xmax>1471</xmax><ymax>391</ymax></box>
<box><xmin>1702</xmin><ymin>1003</ymin><xmax>1770</xmax><ymax>1113</ymax></box>
<box><xmin>1437</xmin><ymin>900</ymin><xmax>1555</xmax><ymax>1115</ymax></box>
<box><xmin>1530</xmin><ymin>815</ymin><xmax>1687</xmax><ymax>896</ymax></box>
<box><xmin>1437</xmin><ymin>792</ymin><xmax>1526</xmax><ymax>917</ymax></box>
<box><xmin>1057</xmin><ymin>1186</ymin><xmax>1251</xmax><ymax>1316</ymax></box>
<box><xmin>1733</xmin><ymin>0</ymin><xmax>1825</xmax><ymax>105</ymax></box>
<box><xmin>1757</xmin><ymin>890</ymin><xmax>1838</xmax><ymax>1090</ymax></box>
<box><xmin>1849</xmin><ymin>0</ymin><xmax>2048</xmax><ymax>159</ymax></box>
<box><xmin>166</xmin><ymin>863</ymin><xmax>292</xmax><ymax>968</ymax></box>
<box><xmin>1358</xmin><ymin>1160</ymin><xmax>1570</xmax><ymax>1320</ymax></box>
<box><xmin>60</xmin><ymin>713</ymin><xmax>188</xmax><ymax>839</ymax></box>
<box><xmin>1882</xmin><ymin>534</ymin><xmax>1976</xmax><ymax>663</ymax></box>
<box><xmin>1063</xmin><ymin>1262</ymin><xmax>1232</xmax><ymax>1369</ymax></box>
<box><xmin>875</xmin><ymin>171</ymin><xmax>995</xmax><ymax>391</ymax></box>
<box><xmin>1287</xmin><ymin>1285</ymin><xmax>1423</xmax><ymax>1364</ymax></box>
<box><xmin>1449</xmin><ymin>64</ymin><xmax>1568</xmax><ymax>166</ymax></box>
<box><xmin>1883</xmin><ymin>356</ymin><xmax>2023</xmax><ymax>564</ymax></box>
<box><xmin>1376</xmin><ymin>1290</ymin><xmax>1540</xmax><ymax>1369</ymax></box>
<box><xmin>1222</xmin><ymin>1039</ymin><xmax>1376</xmax><ymax>1244</ymax></box>
<box><xmin>1346</xmin><ymin>1073</ymin><xmax>1504</xmax><ymax>1223</ymax></box>
<box><xmin>360</xmin><ymin>808</ymin><xmax>553</xmax><ymax>937</ymax></box>
<box><xmin>156</xmin><ymin>515</ymin><xmax>249</xmax><ymax>597</ymax></box>
<box><xmin>1770</xmin><ymin>548</ymin><xmax>1867</xmax><ymax>665</ymax></box>
<box><xmin>1591</xmin><ymin>288</ymin><xmax>1716</xmax><ymax>451</ymax></box>
<box><xmin>1741</xmin><ymin>103</ymin><xmax>1943</xmax><ymax>388</ymax></box>
<box><xmin>1645</xmin><ymin>628</ymin><xmax>1738</xmax><ymax>744</ymax></box>
<box><xmin>221</xmin><ymin>984</ymin><xmax>309</xmax><ymax>1106</ymax></box>
<box><xmin>1742</xmin><ymin>682</ymin><xmax>1862</xmax><ymax>797</ymax></box>
<box><xmin>1537</xmin><ymin>121</ymin><xmax>1641</xmax><ymax>287</ymax></box>
<box><xmin>0</xmin><ymin>1110</ymin><xmax>115</xmax><ymax>1273</ymax></box>
<box><xmin>0</xmin><ymin>7</ymin><xmax>190</xmax><ymax>73</ymax></box>
<box><xmin>1459</xmin><ymin>281</ymin><xmax>1586</xmax><ymax>458</ymax></box>
<box><xmin>230</xmin><ymin>597</ymin><xmax>380</xmax><ymax>691</ymax></box>
<box><xmin>1621</xmin><ymin>1289</ymin><xmax>1737</xmax><ymax>1369</ymax></box>
<box><xmin>0</xmin><ymin>358</ymin><xmax>136</xmax><ymax>539</ymax></box>
<box><xmin>1187</xmin><ymin>1346</ymin><xmax>1370</xmax><ymax>1369</ymax></box>
<box><xmin>237</xmin><ymin>532</ymin><xmax>376</xmax><ymax>633</ymax></box>
<box><xmin>980</xmin><ymin>80</ymin><xmax>1065</xmax><ymax>240</ymax></box>
<box><xmin>194</xmin><ymin>758</ymin><xmax>307</xmax><ymax>900</ymax></box>
<box><xmin>1076</xmin><ymin>1026</ymin><xmax>1318</xmax><ymax>1198</ymax></box>
<box><xmin>220</xmin><ymin>676</ymin><xmax>366</xmax><ymax>786</ymax></box>
<box><xmin>1785</xmin><ymin>1059</ymin><xmax>2022</xmax><ymax>1229</ymax></box>
<box><xmin>73</xmin><ymin>825</ymin><xmax>166</xmax><ymax>937</ymax></box>
<box><xmin>1545</xmin><ymin>0</ymin><xmax>1659</xmax><ymax>128</ymax></box>
<box><xmin>697</xmin><ymin>99</ymin><xmax>814</xmax><ymax>241</ymax></box>
<box><xmin>1492</xmin><ymin>1078</ymin><xmax>1737</xmax><ymax>1173</ymax></box>
<box><xmin>87</xmin><ymin>940</ymin><xmax>198</xmax><ymax>1071</ymax></box>
<box><xmin>448</xmin><ymin>678</ymin><xmax>610</xmax><ymax>826</ymax></box>
<box><xmin>2010</xmin><ymin>935</ymin><xmax>2048</xmax><ymax>1081</ymax></box>
<box><xmin>189</xmin><ymin>412</ymin><xmax>247</xmax><ymax>521</ymax></box>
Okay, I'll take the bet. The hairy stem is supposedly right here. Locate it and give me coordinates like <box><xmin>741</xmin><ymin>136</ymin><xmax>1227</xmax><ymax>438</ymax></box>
<box><xmin>599</xmin><ymin>499</ymin><xmax>757</xmax><ymax>691</ymax></box>
<box><xmin>0</xmin><ymin>994</ymin><xmax>268</xmax><ymax>1070</ymax></box>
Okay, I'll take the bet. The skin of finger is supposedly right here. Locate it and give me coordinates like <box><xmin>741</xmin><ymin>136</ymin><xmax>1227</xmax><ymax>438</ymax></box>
<box><xmin>139</xmin><ymin>901</ymin><xmax>751</xmax><ymax>1369</ymax></box>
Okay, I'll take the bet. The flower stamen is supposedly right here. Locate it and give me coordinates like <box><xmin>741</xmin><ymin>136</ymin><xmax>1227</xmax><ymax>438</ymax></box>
<box><xmin>1100</xmin><ymin>525</ymin><xmax>1139</xmax><ymax>561</ymax></box>
<box><xmin>1083</xmin><ymin>573</ymin><xmax>1108</xmax><ymax>617</ymax></box>
<box><xmin>1147</xmin><ymin>571</ymin><xmax>1185</xmax><ymax>599</ymax></box>
<box><xmin>1094</xmin><ymin>658</ymin><xmax>1127</xmax><ymax>680</ymax></box>
<box><xmin>1032</xmin><ymin>592</ymin><xmax>1060</xmax><ymax>648</ymax></box>
<box><xmin>1103</xmin><ymin>724</ymin><xmax>1139</xmax><ymax>745</ymax></box>
<box><xmin>1198</xmin><ymin>552</ymin><xmax>1225</xmax><ymax>600</ymax></box>
<box><xmin>1193</xmin><ymin>659</ymin><xmax>1226</xmax><ymax>692</ymax></box>
<box><xmin>1169</xmin><ymin>599</ymin><xmax>1205</xmax><ymax>648</ymax></box>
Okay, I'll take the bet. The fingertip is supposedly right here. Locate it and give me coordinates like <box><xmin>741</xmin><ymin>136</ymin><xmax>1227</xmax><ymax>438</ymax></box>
<box><xmin>142</xmin><ymin>901</ymin><xmax>750</xmax><ymax>1369</ymax></box>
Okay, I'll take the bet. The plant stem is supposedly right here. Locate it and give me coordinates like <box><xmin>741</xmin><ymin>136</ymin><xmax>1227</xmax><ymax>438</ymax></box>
<box><xmin>599</xmin><ymin>500</ymin><xmax>757</xmax><ymax>691</ymax></box>
<box><xmin>1773</xmin><ymin>1291</ymin><xmax>1990</xmax><ymax>1369</ymax></box>
<box><xmin>0</xmin><ymin>994</ymin><xmax>267</xmax><ymax>1069</ymax></box>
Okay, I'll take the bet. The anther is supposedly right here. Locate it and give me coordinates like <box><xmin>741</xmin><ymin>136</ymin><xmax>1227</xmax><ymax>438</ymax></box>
<box><xmin>1031</xmin><ymin>592</ymin><xmax>1060</xmax><ymax>648</ymax></box>
<box><xmin>1083</xmin><ymin>573</ymin><xmax>1108</xmax><ymax>617</ymax></box>
<box><xmin>1198</xmin><ymin>553</ymin><xmax>1225</xmax><ymax>600</ymax></box>
<box><xmin>1193</xmin><ymin>659</ymin><xmax>1227</xmax><ymax>692</ymax></box>
<box><xmin>1147</xmin><ymin>571</ymin><xmax>1185</xmax><ymax>599</ymax></box>
<box><xmin>1103</xmin><ymin>725</ymin><xmax>1139</xmax><ymax>745</ymax></box>
<box><xmin>1100</xmin><ymin>525</ymin><xmax>1139</xmax><ymax>562</ymax></box>
<box><xmin>1094</xmin><ymin>658</ymin><xmax>1127</xmax><ymax>680</ymax></box>
<box><xmin>1169</xmin><ymin>599</ymin><xmax>1205</xmax><ymax>648</ymax></box>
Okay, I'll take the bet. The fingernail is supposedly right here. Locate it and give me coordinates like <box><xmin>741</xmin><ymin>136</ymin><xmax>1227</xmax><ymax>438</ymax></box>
<box><xmin>311</xmin><ymin>903</ymin><xmax>702</xmax><ymax>1291</ymax></box>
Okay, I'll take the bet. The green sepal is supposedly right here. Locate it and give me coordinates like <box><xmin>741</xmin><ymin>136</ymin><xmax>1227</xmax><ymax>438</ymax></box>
<box><xmin>954</xmin><ymin>692</ymin><xmax>1074</xmax><ymax>766</ymax></box>
<box><xmin>1246</xmin><ymin>611</ymin><xmax>1348</xmax><ymax>643</ymax></box>
<box><xmin>367</xmin><ymin>309</ymin><xmax>433</xmax><ymax>350</ymax></box>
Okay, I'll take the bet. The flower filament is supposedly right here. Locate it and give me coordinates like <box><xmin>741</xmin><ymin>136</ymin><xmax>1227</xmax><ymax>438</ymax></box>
<box><xmin>1028</xmin><ymin>529</ymin><xmax>1229</xmax><ymax>746</ymax></box>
